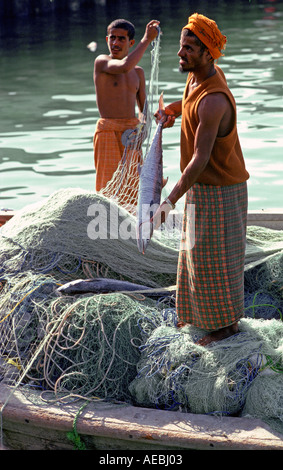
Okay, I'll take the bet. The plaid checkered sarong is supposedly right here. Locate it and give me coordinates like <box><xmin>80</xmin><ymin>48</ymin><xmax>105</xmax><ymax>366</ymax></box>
<box><xmin>176</xmin><ymin>182</ymin><xmax>248</xmax><ymax>331</ymax></box>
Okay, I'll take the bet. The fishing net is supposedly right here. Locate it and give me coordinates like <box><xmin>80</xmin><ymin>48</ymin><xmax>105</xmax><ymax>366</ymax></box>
<box><xmin>0</xmin><ymin>187</ymin><xmax>178</xmax><ymax>415</ymax></box>
<box><xmin>0</xmin><ymin>188</ymin><xmax>178</xmax><ymax>288</ymax></box>
<box><xmin>98</xmin><ymin>29</ymin><xmax>162</xmax><ymax>212</ymax></box>
<box><xmin>129</xmin><ymin>317</ymin><xmax>283</xmax><ymax>429</ymax></box>
<box><xmin>0</xmin><ymin>187</ymin><xmax>283</xmax><ymax>440</ymax></box>
<box><xmin>0</xmin><ymin>289</ymin><xmax>155</xmax><ymax>402</ymax></box>
<box><xmin>244</xmin><ymin>226</ymin><xmax>283</xmax><ymax>321</ymax></box>
<box><xmin>242</xmin><ymin>374</ymin><xmax>283</xmax><ymax>434</ymax></box>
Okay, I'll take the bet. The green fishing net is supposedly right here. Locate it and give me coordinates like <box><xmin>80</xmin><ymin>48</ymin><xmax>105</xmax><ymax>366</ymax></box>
<box><xmin>0</xmin><ymin>187</ymin><xmax>282</xmax><ymax>438</ymax></box>
<box><xmin>242</xmin><ymin>374</ymin><xmax>283</xmax><ymax>434</ymax></box>
<box><xmin>1</xmin><ymin>290</ymin><xmax>155</xmax><ymax>402</ymax></box>
<box><xmin>0</xmin><ymin>188</ymin><xmax>178</xmax><ymax>288</ymax></box>
<box><xmin>129</xmin><ymin>316</ymin><xmax>283</xmax><ymax>433</ymax></box>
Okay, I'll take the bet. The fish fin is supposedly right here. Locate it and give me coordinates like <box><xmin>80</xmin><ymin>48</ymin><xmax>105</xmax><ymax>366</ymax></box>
<box><xmin>159</xmin><ymin>92</ymin><xmax>165</xmax><ymax>111</ymax></box>
<box><xmin>162</xmin><ymin>177</ymin><xmax>168</xmax><ymax>188</ymax></box>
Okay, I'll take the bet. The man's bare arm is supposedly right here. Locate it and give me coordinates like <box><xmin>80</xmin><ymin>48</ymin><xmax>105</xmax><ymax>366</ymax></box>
<box><xmin>165</xmin><ymin>100</ymin><xmax>182</xmax><ymax>118</ymax></box>
<box><xmin>135</xmin><ymin>67</ymin><xmax>146</xmax><ymax>114</ymax></box>
<box><xmin>155</xmin><ymin>99</ymin><xmax>182</xmax><ymax>128</ymax></box>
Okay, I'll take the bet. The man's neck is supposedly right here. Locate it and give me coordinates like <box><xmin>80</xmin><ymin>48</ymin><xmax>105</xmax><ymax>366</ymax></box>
<box><xmin>191</xmin><ymin>63</ymin><xmax>216</xmax><ymax>88</ymax></box>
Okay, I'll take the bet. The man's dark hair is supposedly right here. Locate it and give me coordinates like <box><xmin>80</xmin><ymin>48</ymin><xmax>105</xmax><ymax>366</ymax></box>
<box><xmin>107</xmin><ymin>19</ymin><xmax>135</xmax><ymax>40</ymax></box>
<box><xmin>183</xmin><ymin>28</ymin><xmax>207</xmax><ymax>55</ymax></box>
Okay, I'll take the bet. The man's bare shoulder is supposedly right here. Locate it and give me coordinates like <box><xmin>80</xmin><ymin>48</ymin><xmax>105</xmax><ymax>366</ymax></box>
<box><xmin>198</xmin><ymin>92</ymin><xmax>234</xmax><ymax>136</ymax></box>
<box><xmin>95</xmin><ymin>54</ymin><xmax>111</xmax><ymax>61</ymax></box>
<box><xmin>134</xmin><ymin>65</ymin><xmax>145</xmax><ymax>77</ymax></box>
<box><xmin>94</xmin><ymin>54</ymin><xmax>111</xmax><ymax>71</ymax></box>
<box><xmin>199</xmin><ymin>92</ymin><xmax>230</xmax><ymax>115</ymax></box>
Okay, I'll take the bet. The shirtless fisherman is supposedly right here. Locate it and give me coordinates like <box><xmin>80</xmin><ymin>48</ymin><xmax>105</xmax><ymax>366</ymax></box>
<box><xmin>93</xmin><ymin>19</ymin><xmax>160</xmax><ymax>204</ymax></box>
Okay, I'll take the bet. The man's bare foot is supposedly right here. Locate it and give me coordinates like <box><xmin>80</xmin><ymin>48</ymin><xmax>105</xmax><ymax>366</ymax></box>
<box><xmin>197</xmin><ymin>323</ymin><xmax>239</xmax><ymax>346</ymax></box>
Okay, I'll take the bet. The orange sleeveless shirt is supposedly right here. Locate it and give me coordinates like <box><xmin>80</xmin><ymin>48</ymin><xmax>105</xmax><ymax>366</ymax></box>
<box><xmin>180</xmin><ymin>65</ymin><xmax>249</xmax><ymax>186</ymax></box>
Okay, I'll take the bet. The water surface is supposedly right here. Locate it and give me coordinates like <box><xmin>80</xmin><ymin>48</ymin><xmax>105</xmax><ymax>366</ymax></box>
<box><xmin>0</xmin><ymin>0</ymin><xmax>282</xmax><ymax>211</ymax></box>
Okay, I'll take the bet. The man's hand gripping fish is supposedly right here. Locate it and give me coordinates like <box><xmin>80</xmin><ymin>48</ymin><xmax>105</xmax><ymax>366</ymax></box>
<box><xmin>136</xmin><ymin>92</ymin><xmax>167</xmax><ymax>254</ymax></box>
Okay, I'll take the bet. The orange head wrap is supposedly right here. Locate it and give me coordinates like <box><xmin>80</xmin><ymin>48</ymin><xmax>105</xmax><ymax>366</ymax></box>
<box><xmin>182</xmin><ymin>13</ymin><xmax>227</xmax><ymax>60</ymax></box>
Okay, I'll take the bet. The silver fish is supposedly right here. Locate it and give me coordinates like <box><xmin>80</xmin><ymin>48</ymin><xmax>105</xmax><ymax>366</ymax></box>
<box><xmin>56</xmin><ymin>277</ymin><xmax>175</xmax><ymax>299</ymax></box>
<box><xmin>136</xmin><ymin>92</ymin><xmax>167</xmax><ymax>254</ymax></box>
<box><xmin>57</xmin><ymin>278</ymin><xmax>150</xmax><ymax>295</ymax></box>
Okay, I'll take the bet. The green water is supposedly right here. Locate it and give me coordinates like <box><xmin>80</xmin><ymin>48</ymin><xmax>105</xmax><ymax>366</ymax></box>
<box><xmin>0</xmin><ymin>0</ymin><xmax>282</xmax><ymax>211</ymax></box>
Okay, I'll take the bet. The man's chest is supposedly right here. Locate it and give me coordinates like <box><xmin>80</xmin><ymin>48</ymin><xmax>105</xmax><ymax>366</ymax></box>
<box><xmin>105</xmin><ymin>70</ymin><xmax>139</xmax><ymax>92</ymax></box>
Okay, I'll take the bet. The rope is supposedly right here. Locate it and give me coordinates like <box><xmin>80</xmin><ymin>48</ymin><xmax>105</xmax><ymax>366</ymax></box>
<box><xmin>66</xmin><ymin>401</ymin><xmax>89</xmax><ymax>450</ymax></box>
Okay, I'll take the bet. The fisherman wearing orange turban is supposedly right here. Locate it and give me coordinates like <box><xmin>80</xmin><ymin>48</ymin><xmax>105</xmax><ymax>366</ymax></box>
<box><xmin>153</xmin><ymin>13</ymin><xmax>249</xmax><ymax>346</ymax></box>
<box><xmin>182</xmin><ymin>13</ymin><xmax>227</xmax><ymax>60</ymax></box>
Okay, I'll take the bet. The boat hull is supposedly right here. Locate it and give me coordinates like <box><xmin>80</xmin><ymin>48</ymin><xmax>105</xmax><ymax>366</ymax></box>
<box><xmin>1</xmin><ymin>384</ymin><xmax>283</xmax><ymax>451</ymax></box>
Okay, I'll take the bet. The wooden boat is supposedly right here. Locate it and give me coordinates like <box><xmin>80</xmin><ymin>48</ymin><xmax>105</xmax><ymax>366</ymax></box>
<box><xmin>1</xmin><ymin>209</ymin><xmax>283</xmax><ymax>450</ymax></box>
<box><xmin>1</xmin><ymin>382</ymin><xmax>283</xmax><ymax>451</ymax></box>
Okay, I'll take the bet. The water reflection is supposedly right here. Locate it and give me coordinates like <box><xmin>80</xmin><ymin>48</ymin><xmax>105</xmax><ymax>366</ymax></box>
<box><xmin>0</xmin><ymin>0</ymin><xmax>282</xmax><ymax>210</ymax></box>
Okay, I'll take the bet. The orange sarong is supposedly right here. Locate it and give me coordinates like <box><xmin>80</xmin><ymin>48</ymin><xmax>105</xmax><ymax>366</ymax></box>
<box><xmin>93</xmin><ymin>117</ymin><xmax>140</xmax><ymax>192</ymax></box>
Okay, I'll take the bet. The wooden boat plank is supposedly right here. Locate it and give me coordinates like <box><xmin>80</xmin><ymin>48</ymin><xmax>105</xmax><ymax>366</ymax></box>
<box><xmin>247</xmin><ymin>210</ymin><xmax>283</xmax><ymax>230</ymax></box>
<box><xmin>1</xmin><ymin>385</ymin><xmax>283</xmax><ymax>450</ymax></box>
